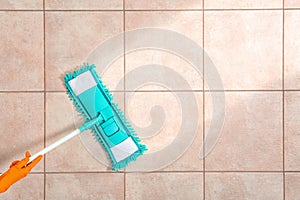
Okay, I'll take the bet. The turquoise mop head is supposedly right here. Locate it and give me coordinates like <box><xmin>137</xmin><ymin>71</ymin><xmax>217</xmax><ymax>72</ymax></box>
<box><xmin>64</xmin><ymin>64</ymin><xmax>147</xmax><ymax>171</ymax></box>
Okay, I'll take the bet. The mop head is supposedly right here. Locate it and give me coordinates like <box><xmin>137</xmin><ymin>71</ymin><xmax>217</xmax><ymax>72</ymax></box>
<box><xmin>64</xmin><ymin>64</ymin><xmax>147</xmax><ymax>171</ymax></box>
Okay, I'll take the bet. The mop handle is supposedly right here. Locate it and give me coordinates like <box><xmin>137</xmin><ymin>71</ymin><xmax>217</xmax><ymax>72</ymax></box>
<box><xmin>28</xmin><ymin>115</ymin><xmax>103</xmax><ymax>163</ymax></box>
<box><xmin>28</xmin><ymin>129</ymin><xmax>81</xmax><ymax>163</ymax></box>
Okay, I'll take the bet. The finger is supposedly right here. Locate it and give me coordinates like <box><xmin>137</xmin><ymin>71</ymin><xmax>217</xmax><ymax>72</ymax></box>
<box><xmin>10</xmin><ymin>160</ymin><xmax>19</xmax><ymax>168</ymax></box>
<box><xmin>25</xmin><ymin>151</ymin><xmax>31</xmax><ymax>158</ymax></box>
<box><xmin>15</xmin><ymin>157</ymin><xmax>29</xmax><ymax>169</ymax></box>
<box><xmin>15</xmin><ymin>151</ymin><xmax>31</xmax><ymax>168</ymax></box>
<box><xmin>25</xmin><ymin>155</ymin><xmax>43</xmax><ymax>171</ymax></box>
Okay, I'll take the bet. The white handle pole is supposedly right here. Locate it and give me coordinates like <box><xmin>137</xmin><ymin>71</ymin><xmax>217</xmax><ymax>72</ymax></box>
<box><xmin>28</xmin><ymin>129</ymin><xmax>81</xmax><ymax>163</ymax></box>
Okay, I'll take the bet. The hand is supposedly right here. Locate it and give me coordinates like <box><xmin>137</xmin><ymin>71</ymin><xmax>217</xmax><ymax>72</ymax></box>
<box><xmin>0</xmin><ymin>151</ymin><xmax>42</xmax><ymax>193</ymax></box>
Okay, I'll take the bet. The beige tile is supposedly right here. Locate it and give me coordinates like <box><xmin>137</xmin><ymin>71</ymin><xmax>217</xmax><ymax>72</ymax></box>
<box><xmin>285</xmin><ymin>92</ymin><xmax>300</xmax><ymax>171</ymax></box>
<box><xmin>125</xmin><ymin>0</ymin><xmax>202</xmax><ymax>9</ymax></box>
<box><xmin>286</xmin><ymin>173</ymin><xmax>300</xmax><ymax>200</ymax></box>
<box><xmin>285</xmin><ymin>0</ymin><xmax>300</xmax><ymax>8</ymax></box>
<box><xmin>0</xmin><ymin>0</ymin><xmax>42</xmax><ymax>9</ymax></box>
<box><xmin>126</xmin><ymin>92</ymin><xmax>203</xmax><ymax>171</ymax></box>
<box><xmin>45</xmin><ymin>12</ymin><xmax>123</xmax><ymax>91</ymax></box>
<box><xmin>45</xmin><ymin>0</ymin><xmax>122</xmax><ymax>10</ymax></box>
<box><xmin>126</xmin><ymin>173</ymin><xmax>203</xmax><ymax>200</ymax></box>
<box><xmin>206</xmin><ymin>173</ymin><xmax>283</xmax><ymax>200</ymax></box>
<box><xmin>0</xmin><ymin>93</ymin><xmax>44</xmax><ymax>172</ymax></box>
<box><xmin>204</xmin><ymin>11</ymin><xmax>282</xmax><ymax>90</ymax></box>
<box><xmin>205</xmin><ymin>92</ymin><xmax>283</xmax><ymax>171</ymax></box>
<box><xmin>125</xmin><ymin>11</ymin><xmax>202</xmax><ymax>50</ymax></box>
<box><xmin>0</xmin><ymin>12</ymin><xmax>43</xmax><ymax>91</ymax></box>
<box><xmin>204</xmin><ymin>0</ymin><xmax>282</xmax><ymax>9</ymax></box>
<box><xmin>0</xmin><ymin>174</ymin><xmax>43</xmax><ymax>199</ymax></box>
<box><xmin>46</xmin><ymin>92</ymin><xmax>125</xmax><ymax>172</ymax></box>
<box><xmin>125</xmin><ymin>11</ymin><xmax>203</xmax><ymax>91</ymax></box>
<box><xmin>46</xmin><ymin>173</ymin><xmax>124</xmax><ymax>200</ymax></box>
<box><xmin>125</xmin><ymin>50</ymin><xmax>203</xmax><ymax>91</ymax></box>
<box><xmin>284</xmin><ymin>11</ymin><xmax>300</xmax><ymax>89</ymax></box>
<box><xmin>162</xmin><ymin>122</ymin><xmax>203</xmax><ymax>171</ymax></box>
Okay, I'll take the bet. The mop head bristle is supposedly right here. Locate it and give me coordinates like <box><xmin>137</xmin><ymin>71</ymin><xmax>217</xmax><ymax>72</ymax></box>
<box><xmin>64</xmin><ymin>64</ymin><xmax>147</xmax><ymax>171</ymax></box>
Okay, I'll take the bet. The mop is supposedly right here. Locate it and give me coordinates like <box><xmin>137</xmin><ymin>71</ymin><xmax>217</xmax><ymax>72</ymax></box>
<box><xmin>64</xmin><ymin>64</ymin><xmax>147</xmax><ymax>169</ymax></box>
<box><xmin>0</xmin><ymin>64</ymin><xmax>147</xmax><ymax>192</ymax></box>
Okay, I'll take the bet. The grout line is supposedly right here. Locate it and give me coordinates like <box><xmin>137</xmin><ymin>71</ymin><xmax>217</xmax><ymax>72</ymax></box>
<box><xmin>28</xmin><ymin>170</ymin><xmax>300</xmax><ymax>174</ymax></box>
<box><xmin>204</xmin><ymin>171</ymin><xmax>290</xmax><ymax>173</ymax></box>
<box><xmin>125</xmin><ymin>9</ymin><xmax>203</xmax><ymax>11</ymax></box>
<box><xmin>285</xmin><ymin>7</ymin><xmax>300</xmax><ymax>10</ymax></box>
<box><xmin>45</xmin><ymin>90</ymin><xmax>125</xmax><ymax>93</ymax></box>
<box><xmin>124</xmin><ymin>171</ymin><xmax>126</xmax><ymax>200</ymax></box>
<box><xmin>202</xmin><ymin>8</ymin><xmax>284</xmax><ymax>11</ymax></box>
<box><xmin>43</xmin><ymin>0</ymin><xmax>46</xmax><ymax>199</ymax></box>
<box><xmin>204</xmin><ymin>89</ymin><xmax>286</xmax><ymax>92</ymax></box>
<box><xmin>284</xmin><ymin>89</ymin><xmax>300</xmax><ymax>92</ymax></box>
<box><xmin>0</xmin><ymin>91</ymin><xmax>45</xmax><ymax>93</ymax></box>
<box><xmin>123</xmin><ymin>1</ymin><xmax>126</xmax><ymax>200</ymax></box>
<box><xmin>45</xmin><ymin>8</ymin><xmax>285</xmax><ymax>11</ymax></box>
<box><xmin>125</xmin><ymin>8</ymin><xmax>300</xmax><ymax>11</ymax></box>
<box><xmin>116</xmin><ymin>89</ymin><xmax>289</xmax><ymax>92</ymax></box>
<box><xmin>155</xmin><ymin>170</ymin><xmax>291</xmax><ymax>173</ymax></box>
<box><xmin>113</xmin><ymin>90</ymin><xmax>298</xmax><ymax>92</ymax></box>
<box><xmin>45</xmin><ymin>9</ymin><xmax>123</xmax><ymax>12</ymax></box>
<box><xmin>122</xmin><ymin>171</ymin><xmax>205</xmax><ymax>173</ymax></box>
<box><xmin>43</xmin><ymin>90</ymin><xmax>66</xmax><ymax>93</ymax></box>
<box><xmin>123</xmin><ymin>15</ymin><xmax>126</xmax><ymax>95</ymax></box>
<box><xmin>131</xmin><ymin>8</ymin><xmax>299</xmax><ymax>11</ymax></box>
<box><xmin>4</xmin><ymin>89</ymin><xmax>300</xmax><ymax>93</ymax></box>
<box><xmin>282</xmin><ymin>1</ymin><xmax>286</xmax><ymax>199</ymax></box>
<box><xmin>0</xmin><ymin>9</ymin><xmax>44</xmax><ymax>11</ymax></box>
<box><xmin>202</xmin><ymin>2</ymin><xmax>205</xmax><ymax>199</ymax></box>
<box><xmin>39</xmin><ymin>171</ymin><xmax>123</xmax><ymax>174</ymax></box>
<box><xmin>45</xmin><ymin>89</ymin><xmax>300</xmax><ymax>92</ymax></box>
<box><xmin>0</xmin><ymin>8</ymin><xmax>300</xmax><ymax>12</ymax></box>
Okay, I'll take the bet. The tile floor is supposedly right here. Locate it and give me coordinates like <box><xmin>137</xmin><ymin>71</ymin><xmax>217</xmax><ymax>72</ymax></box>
<box><xmin>0</xmin><ymin>0</ymin><xmax>299</xmax><ymax>200</ymax></box>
